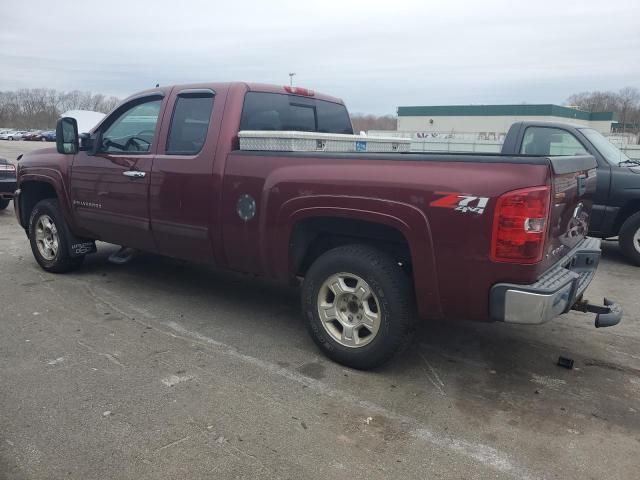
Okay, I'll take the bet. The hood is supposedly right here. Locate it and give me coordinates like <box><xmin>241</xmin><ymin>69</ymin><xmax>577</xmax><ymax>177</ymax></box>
<box><xmin>18</xmin><ymin>147</ymin><xmax>63</xmax><ymax>168</ymax></box>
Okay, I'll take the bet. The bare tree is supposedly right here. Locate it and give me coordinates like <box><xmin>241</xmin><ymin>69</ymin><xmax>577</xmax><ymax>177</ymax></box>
<box><xmin>566</xmin><ymin>86</ymin><xmax>640</xmax><ymax>142</ymax></box>
<box><xmin>618</xmin><ymin>87</ymin><xmax>640</xmax><ymax>134</ymax></box>
<box><xmin>351</xmin><ymin>114</ymin><xmax>397</xmax><ymax>133</ymax></box>
<box><xmin>566</xmin><ymin>90</ymin><xmax>621</xmax><ymax>112</ymax></box>
<box><xmin>0</xmin><ymin>88</ymin><xmax>121</xmax><ymax>129</ymax></box>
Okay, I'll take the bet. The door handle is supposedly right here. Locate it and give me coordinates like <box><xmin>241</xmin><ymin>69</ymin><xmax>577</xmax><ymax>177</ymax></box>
<box><xmin>123</xmin><ymin>170</ymin><xmax>146</xmax><ymax>178</ymax></box>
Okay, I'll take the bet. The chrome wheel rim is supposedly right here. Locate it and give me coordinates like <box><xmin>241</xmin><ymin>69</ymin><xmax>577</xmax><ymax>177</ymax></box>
<box><xmin>317</xmin><ymin>272</ymin><xmax>381</xmax><ymax>348</ymax></box>
<box><xmin>35</xmin><ymin>214</ymin><xmax>59</xmax><ymax>261</ymax></box>
<box><xmin>634</xmin><ymin>227</ymin><xmax>640</xmax><ymax>254</ymax></box>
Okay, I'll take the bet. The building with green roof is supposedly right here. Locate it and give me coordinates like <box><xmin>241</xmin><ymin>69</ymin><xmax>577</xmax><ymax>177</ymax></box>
<box><xmin>396</xmin><ymin>104</ymin><xmax>617</xmax><ymax>135</ymax></box>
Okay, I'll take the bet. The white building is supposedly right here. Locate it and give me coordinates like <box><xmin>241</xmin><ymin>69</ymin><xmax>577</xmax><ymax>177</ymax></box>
<box><xmin>396</xmin><ymin>104</ymin><xmax>617</xmax><ymax>136</ymax></box>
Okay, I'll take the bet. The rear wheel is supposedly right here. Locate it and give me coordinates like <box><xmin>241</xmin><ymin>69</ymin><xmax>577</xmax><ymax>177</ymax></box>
<box><xmin>0</xmin><ymin>198</ymin><xmax>9</xmax><ymax>210</ymax></box>
<box><xmin>619</xmin><ymin>212</ymin><xmax>640</xmax><ymax>266</ymax></box>
<box><xmin>301</xmin><ymin>244</ymin><xmax>414</xmax><ymax>369</ymax></box>
<box><xmin>29</xmin><ymin>198</ymin><xmax>84</xmax><ymax>273</ymax></box>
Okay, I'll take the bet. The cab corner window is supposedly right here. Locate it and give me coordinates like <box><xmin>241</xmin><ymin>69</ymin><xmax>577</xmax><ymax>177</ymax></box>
<box><xmin>520</xmin><ymin>127</ymin><xmax>588</xmax><ymax>156</ymax></box>
<box><xmin>166</xmin><ymin>93</ymin><xmax>214</xmax><ymax>155</ymax></box>
<box><xmin>100</xmin><ymin>98</ymin><xmax>162</xmax><ymax>153</ymax></box>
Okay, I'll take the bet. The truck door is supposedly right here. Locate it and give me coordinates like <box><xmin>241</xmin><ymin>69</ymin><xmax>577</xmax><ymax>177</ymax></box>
<box><xmin>70</xmin><ymin>94</ymin><xmax>165</xmax><ymax>251</ymax></box>
<box><xmin>149</xmin><ymin>88</ymin><xmax>222</xmax><ymax>262</ymax></box>
<box><xmin>590</xmin><ymin>163</ymin><xmax>612</xmax><ymax>235</ymax></box>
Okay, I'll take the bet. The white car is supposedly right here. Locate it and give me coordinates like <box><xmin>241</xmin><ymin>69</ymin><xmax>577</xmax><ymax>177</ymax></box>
<box><xmin>0</xmin><ymin>130</ymin><xmax>25</xmax><ymax>141</ymax></box>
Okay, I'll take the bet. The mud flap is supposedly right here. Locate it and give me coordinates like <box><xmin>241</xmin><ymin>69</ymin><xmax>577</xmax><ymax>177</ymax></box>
<box><xmin>67</xmin><ymin>231</ymin><xmax>97</xmax><ymax>257</ymax></box>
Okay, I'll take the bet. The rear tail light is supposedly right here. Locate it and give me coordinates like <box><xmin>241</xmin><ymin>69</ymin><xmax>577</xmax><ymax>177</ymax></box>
<box><xmin>284</xmin><ymin>86</ymin><xmax>314</xmax><ymax>96</ymax></box>
<box><xmin>0</xmin><ymin>164</ymin><xmax>16</xmax><ymax>172</ymax></box>
<box><xmin>491</xmin><ymin>186</ymin><xmax>551</xmax><ymax>264</ymax></box>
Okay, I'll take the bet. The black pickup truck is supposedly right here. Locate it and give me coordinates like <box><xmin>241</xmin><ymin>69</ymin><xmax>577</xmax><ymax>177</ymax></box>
<box><xmin>500</xmin><ymin>122</ymin><xmax>640</xmax><ymax>265</ymax></box>
<box><xmin>0</xmin><ymin>157</ymin><xmax>16</xmax><ymax>210</ymax></box>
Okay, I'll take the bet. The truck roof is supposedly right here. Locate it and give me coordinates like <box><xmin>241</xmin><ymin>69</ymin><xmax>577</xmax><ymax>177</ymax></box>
<box><xmin>120</xmin><ymin>82</ymin><xmax>345</xmax><ymax>106</ymax></box>
<box><xmin>511</xmin><ymin>120</ymin><xmax>589</xmax><ymax>130</ymax></box>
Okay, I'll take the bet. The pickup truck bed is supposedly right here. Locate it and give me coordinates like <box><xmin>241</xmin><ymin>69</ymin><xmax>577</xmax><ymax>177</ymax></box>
<box><xmin>12</xmin><ymin>82</ymin><xmax>622</xmax><ymax>368</ymax></box>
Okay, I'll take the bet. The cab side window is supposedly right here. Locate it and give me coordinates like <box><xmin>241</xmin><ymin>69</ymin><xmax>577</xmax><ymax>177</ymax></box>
<box><xmin>166</xmin><ymin>92</ymin><xmax>214</xmax><ymax>155</ymax></box>
<box><xmin>100</xmin><ymin>98</ymin><xmax>162</xmax><ymax>153</ymax></box>
<box><xmin>520</xmin><ymin>127</ymin><xmax>588</xmax><ymax>156</ymax></box>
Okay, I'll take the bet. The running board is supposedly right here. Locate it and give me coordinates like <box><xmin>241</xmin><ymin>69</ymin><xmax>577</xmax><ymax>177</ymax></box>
<box><xmin>108</xmin><ymin>247</ymin><xmax>138</xmax><ymax>265</ymax></box>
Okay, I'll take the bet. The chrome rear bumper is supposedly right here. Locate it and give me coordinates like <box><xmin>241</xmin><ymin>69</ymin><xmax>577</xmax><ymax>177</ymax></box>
<box><xmin>490</xmin><ymin>237</ymin><xmax>621</xmax><ymax>326</ymax></box>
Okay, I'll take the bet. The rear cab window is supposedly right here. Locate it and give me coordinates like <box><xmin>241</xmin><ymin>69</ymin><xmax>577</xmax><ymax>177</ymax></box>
<box><xmin>240</xmin><ymin>92</ymin><xmax>353</xmax><ymax>134</ymax></box>
<box><xmin>520</xmin><ymin>127</ymin><xmax>588</xmax><ymax>156</ymax></box>
<box><xmin>166</xmin><ymin>90</ymin><xmax>215</xmax><ymax>155</ymax></box>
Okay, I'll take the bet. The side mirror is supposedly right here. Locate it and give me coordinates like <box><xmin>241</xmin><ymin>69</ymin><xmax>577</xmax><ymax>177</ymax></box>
<box><xmin>56</xmin><ymin>117</ymin><xmax>79</xmax><ymax>154</ymax></box>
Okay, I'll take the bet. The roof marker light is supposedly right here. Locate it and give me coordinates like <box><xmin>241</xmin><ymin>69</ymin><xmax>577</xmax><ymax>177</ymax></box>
<box><xmin>284</xmin><ymin>86</ymin><xmax>314</xmax><ymax>96</ymax></box>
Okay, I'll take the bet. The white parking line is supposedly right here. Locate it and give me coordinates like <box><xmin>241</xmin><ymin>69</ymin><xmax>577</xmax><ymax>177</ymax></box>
<box><xmin>164</xmin><ymin>320</ymin><xmax>538</xmax><ymax>480</ymax></box>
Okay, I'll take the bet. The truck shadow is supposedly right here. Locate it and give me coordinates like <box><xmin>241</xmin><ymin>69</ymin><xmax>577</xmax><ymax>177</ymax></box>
<box><xmin>76</xmin><ymin>243</ymin><xmax>640</xmax><ymax>438</ymax></box>
<box><xmin>394</xmin><ymin>317</ymin><xmax>640</xmax><ymax>437</ymax></box>
<box><xmin>78</xmin><ymin>244</ymin><xmax>302</xmax><ymax>329</ymax></box>
<box><xmin>599</xmin><ymin>239</ymin><xmax>633</xmax><ymax>267</ymax></box>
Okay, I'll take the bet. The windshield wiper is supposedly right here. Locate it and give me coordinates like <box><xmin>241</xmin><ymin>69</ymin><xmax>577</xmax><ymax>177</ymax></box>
<box><xmin>618</xmin><ymin>159</ymin><xmax>640</xmax><ymax>166</ymax></box>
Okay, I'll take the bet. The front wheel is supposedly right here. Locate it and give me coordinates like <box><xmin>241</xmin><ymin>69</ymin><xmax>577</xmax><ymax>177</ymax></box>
<box><xmin>29</xmin><ymin>198</ymin><xmax>84</xmax><ymax>273</ymax></box>
<box><xmin>619</xmin><ymin>212</ymin><xmax>640</xmax><ymax>266</ymax></box>
<box><xmin>0</xmin><ymin>198</ymin><xmax>9</xmax><ymax>211</ymax></box>
<box><xmin>301</xmin><ymin>244</ymin><xmax>414</xmax><ymax>369</ymax></box>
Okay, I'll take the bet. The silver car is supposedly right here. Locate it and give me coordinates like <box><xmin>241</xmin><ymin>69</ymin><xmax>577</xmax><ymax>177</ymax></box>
<box><xmin>0</xmin><ymin>130</ymin><xmax>25</xmax><ymax>140</ymax></box>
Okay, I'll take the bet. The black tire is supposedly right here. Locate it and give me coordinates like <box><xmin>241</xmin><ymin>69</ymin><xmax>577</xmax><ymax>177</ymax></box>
<box><xmin>0</xmin><ymin>198</ymin><xmax>9</xmax><ymax>210</ymax></box>
<box><xmin>28</xmin><ymin>198</ymin><xmax>84</xmax><ymax>273</ymax></box>
<box><xmin>301</xmin><ymin>244</ymin><xmax>415</xmax><ymax>370</ymax></box>
<box><xmin>619</xmin><ymin>212</ymin><xmax>640</xmax><ymax>266</ymax></box>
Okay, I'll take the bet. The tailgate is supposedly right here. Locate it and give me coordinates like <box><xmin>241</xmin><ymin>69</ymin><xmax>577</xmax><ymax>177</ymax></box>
<box><xmin>541</xmin><ymin>155</ymin><xmax>598</xmax><ymax>272</ymax></box>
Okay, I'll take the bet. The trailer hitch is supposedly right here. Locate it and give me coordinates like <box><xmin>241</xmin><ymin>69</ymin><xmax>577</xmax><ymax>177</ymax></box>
<box><xmin>571</xmin><ymin>297</ymin><xmax>623</xmax><ymax>328</ymax></box>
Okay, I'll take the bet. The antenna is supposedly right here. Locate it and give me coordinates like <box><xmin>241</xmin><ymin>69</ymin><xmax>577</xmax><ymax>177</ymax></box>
<box><xmin>288</xmin><ymin>73</ymin><xmax>296</xmax><ymax>86</ymax></box>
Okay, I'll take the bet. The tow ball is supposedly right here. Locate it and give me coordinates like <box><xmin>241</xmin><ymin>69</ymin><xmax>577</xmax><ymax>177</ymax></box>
<box><xmin>571</xmin><ymin>297</ymin><xmax>623</xmax><ymax>328</ymax></box>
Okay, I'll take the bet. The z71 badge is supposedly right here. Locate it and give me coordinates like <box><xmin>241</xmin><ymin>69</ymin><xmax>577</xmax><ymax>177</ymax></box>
<box><xmin>430</xmin><ymin>192</ymin><xmax>489</xmax><ymax>215</ymax></box>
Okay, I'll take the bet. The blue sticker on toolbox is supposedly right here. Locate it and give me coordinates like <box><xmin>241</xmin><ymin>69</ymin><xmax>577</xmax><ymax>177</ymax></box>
<box><xmin>355</xmin><ymin>141</ymin><xmax>367</xmax><ymax>152</ymax></box>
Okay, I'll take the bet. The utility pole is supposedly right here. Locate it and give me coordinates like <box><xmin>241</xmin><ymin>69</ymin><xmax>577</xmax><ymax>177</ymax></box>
<box><xmin>288</xmin><ymin>72</ymin><xmax>296</xmax><ymax>86</ymax></box>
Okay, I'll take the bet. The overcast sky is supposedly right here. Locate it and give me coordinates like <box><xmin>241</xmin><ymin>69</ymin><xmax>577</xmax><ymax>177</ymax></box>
<box><xmin>1</xmin><ymin>0</ymin><xmax>639</xmax><ymax>114</ymax></box>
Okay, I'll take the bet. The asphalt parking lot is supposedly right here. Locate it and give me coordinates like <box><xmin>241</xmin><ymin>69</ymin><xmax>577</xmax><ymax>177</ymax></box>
<box><xmin>1</xmin><ymin>142</ymin><xmax>639</xmax><ymax>480</ymax></box>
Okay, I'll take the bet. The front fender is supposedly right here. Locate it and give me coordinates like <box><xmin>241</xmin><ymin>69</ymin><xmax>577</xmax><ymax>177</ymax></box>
<box><xmin>18</xmin><ymin>169</ymin><xmax>77</xmax><ymax>232</ymax></box>
<box><xmin>272</xmin><ymin>195</ymin><xmax>442</xmax><ymax>320</ymax></box>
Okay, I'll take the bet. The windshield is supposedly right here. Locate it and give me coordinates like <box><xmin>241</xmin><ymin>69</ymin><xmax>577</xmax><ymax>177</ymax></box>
<box><xmin>579</xmin><ymin>128</ymin><xmax>631</xmax><ymax>166</ymax></box>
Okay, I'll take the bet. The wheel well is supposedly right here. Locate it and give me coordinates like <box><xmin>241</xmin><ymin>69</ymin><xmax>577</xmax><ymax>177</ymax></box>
<box><xmin>19</xmin><ymin>181</ymin><xmax>57</xmax><ymax>228</ymax></box>
<box><xmin>613</xmin><ymin>200</ymin><xmax>640</xmax><ymax>236</ymax></box>
<box><xmin>290</xmin><ymin>217</ymin><xmax>412</xmax><ymax>277</ymax></box>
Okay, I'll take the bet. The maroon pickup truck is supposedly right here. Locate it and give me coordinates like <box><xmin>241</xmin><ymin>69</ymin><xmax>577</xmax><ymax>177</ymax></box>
<box><xmin>13</xmin><ymin>82</ymin><xmax>622</xmax><ymax>369</ymax></box>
